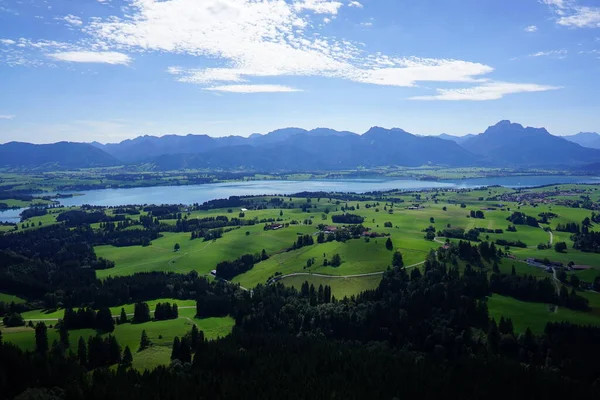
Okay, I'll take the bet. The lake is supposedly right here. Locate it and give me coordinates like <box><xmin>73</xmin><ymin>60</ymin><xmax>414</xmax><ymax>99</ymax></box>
<box><xmin>1</xmin><ymin>175</ymin><xmax>599</xmax><ymax>222</ymax></box>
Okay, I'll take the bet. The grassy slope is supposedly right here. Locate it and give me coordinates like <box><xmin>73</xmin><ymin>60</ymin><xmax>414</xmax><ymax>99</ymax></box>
<box><xmin>487</xmin><ymin>294</ymin><xmax>600</xmax><ymax>334</ymax></box>
<box><xmin>281</xmin><ymin>274</ymin><xmax>382</xmax><ymax>299</ymax></box>
<box><xmin>0</xmin><ymin>292</ymin><xmax>27</xmax><ymax>304</ymax></box>
<box><xmin>21</xmin><ymin>298</ymin><xmax>197</xmax><ymax>321</ymax></box>
<box><xmin>1</xmin><ymin>315</ymin><xmax>235</xmax><ymax>370</ymax></box>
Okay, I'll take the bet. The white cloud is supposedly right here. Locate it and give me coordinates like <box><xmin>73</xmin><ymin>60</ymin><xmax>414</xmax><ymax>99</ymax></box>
<box><xmin>293</xmin><ymin>0</ymin><xmax>343</xmax><ymax>14</ymax></box>
<box><xmin>3</xmin><ymin>0</ymin><xmax>555</xmax><ymax>99</ymax></box>
<box><xmin>0</xmin><ymin>39</ymin><xmax>16</xmax><ymax>45</ymax></box>
<box><xmin>205</xmin><ymin>84</ymin><xmax>302</xmax><ymax>93</ymax></box>
<box><xmin>85</xmin><ymin>0</ymin><xmax>506</xmax><ymax>91</ymax></box>
<box><xmin>529</xmin><ymin>49</ymin><xmax>568</xmax><ymax>57</ymax></box>
<box><xmin>525</xmin><ymin>25</ymin><xmax>538</xmax><ymax>32</ymax></box>
<box><xmin>360</xmin><ymin>21</ymin><xmax>373</xmax><ymax>27</ymax></box>
<box><xmin>410</xmin><ymin>82</ymin><xmax>560</xmax><ymax>101</ymax></box>
<box><xmin>348</xmin><ymin>1</ymin><xmax>363</xmax><ymax>8</ymax></box>
<box><xmin>48</xmin><ymin>51</ymin><xmax>131</xmax><ymax>65</ymax></box>
<box><xmin>56</xmin><ymin>14</ymin><xmax>83</xmax><ymax>26</ymax></box>
<box><xmin>542</xmin><ymin>0</ymin><xmax>600</xmax><ymax>28</ymax></box>
<box><xmin>0</xmin><ymin>115</ymin><xmax>15</xmax><ymax>120</ymax></box>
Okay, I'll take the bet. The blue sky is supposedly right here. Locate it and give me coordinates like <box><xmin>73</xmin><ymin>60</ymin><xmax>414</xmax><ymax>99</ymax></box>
<box><xmin>0</xmin><ymin>0</ymin><xmax>599</xmax><ymax>143</ymax></box>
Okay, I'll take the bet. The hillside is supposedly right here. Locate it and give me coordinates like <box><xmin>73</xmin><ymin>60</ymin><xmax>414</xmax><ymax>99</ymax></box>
<box><xmin>461</xmin><ymin>121</ymin><xmax>600</xmax><ymax>167</ymax></box>
<box><xmin>563</xmin><ymin>132</ymin><xmax>600</xmax><ymax>149</ymax></box>
<box><xmin>0</xmin><ymin>142</ymin><xmax>119</xmax><ymax>169</ymax></box>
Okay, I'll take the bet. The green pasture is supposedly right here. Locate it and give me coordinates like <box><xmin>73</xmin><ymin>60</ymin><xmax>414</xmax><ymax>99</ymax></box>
<box><xmin>20</xmin><ymin>298</ymin><xmax>197</xmax><ymax>322</ymax></box>
<box><xmin>0</xmin><ymin>292</ymin><xmax>27</xmax><ymax>304</ymax></box>
<box><xmin>280</xmin><ymin>274</ymin><xmax>383</xmax><ymax>299</ymax></box>
<box><xmin>487</xmin><ymin>294</ymin><xmax>600</xmax><ymax>334</ymax></box>
<box><xmin>1</xmin><ymin>315</ymin><xmax>234</xmax><ymax>370</ymax></box>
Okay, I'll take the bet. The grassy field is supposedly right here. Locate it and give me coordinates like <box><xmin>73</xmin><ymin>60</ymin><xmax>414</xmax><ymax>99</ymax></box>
<box><xmin>0</xmin><ymin>292</ymin><xmax>27</xmax><ymax>304</ymax></box>
<box><xmin>1</xmin><ymin>315</ymin><xmax>235</xmax><ymax>370</ymax></box>
<box><xmin>20</xmin><ymin>298</ymin><xmax>197</xmax><ymax>321</ymax></box>
<box><xmin>487</xmin><ymin>294</ymin><xmax>600</xmax><ymax>334</ymax></box>
<box><xmin>280</xmin><ymin>274</ymin><xmax>383</xmax><ymax>299</ymax></box>
<box><xmin>87</xmin><ymin>185</ymin><xmax>600</xmax><ymax>293</ymax></box>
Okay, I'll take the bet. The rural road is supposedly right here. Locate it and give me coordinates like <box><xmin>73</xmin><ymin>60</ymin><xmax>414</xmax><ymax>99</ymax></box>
<box><xmin>23</xmin><ymin>306</ymin><xmax>197</xmax><ymax>322</ymax></box>
<box><xmin>273</xmin><ymin>260</ymin><xmax>426</xmax><ymax>283</ymax></box>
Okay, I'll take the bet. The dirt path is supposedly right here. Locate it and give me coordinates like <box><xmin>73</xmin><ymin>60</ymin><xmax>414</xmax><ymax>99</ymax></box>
<box><xmin>274</xmin><ymin>260</ymin><xmax>426</xmax><ymax>283</ymax></box>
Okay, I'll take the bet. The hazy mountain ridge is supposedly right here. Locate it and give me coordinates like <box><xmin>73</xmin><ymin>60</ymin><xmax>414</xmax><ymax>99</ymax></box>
<box><xmin>0</xmin><ymin>141</ymin><xmax>120</xmax><ymax>169</ymax></box>
<box><xmin>461</xmin><ymin>120</ymin><xmax>600</xmax><ymax>167</ymax></box>
<box><xmin>563</xmin><ymin>132</ymin><xmax>600</xmax><ymax>149</ymax></box>
<box><xmin>2</xmin><ymin>121</ymin><xmax>599</xmax><ymax>170</ymax></box>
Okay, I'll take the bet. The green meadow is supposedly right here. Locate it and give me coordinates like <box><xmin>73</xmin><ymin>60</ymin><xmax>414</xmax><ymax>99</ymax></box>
<box><xmin>487</xmin><ymin>294</ymin><xmax>600</xmax><ymax>334</ymax></box>
<box><xmin>280</xmin><ymin>274</ymin><xmax>383</xmax><ymax>299</ymax></box>
<box><xmin>2</xmin><ymin>315</ymin><xmax>235</xmax><ymax>370</ymax></box>
<box><xmin>0</xmin><ymin>292</ymin><xmax>27</xmax><ymax>304</ymax></box>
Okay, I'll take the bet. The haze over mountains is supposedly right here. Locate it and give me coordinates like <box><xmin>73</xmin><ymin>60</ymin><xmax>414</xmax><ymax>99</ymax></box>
<box><xmin>562</xmin><ymin>132</ymin><xmax>600</xmax><ymax>150</ymax></box>
<box><xmin>1</xmin><ymin>121</ymin><xmax>599</xmax><ymax>171</ymax></box>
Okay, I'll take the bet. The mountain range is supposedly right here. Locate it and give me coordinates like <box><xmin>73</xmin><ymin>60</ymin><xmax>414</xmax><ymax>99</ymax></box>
<box><xmin>562</xmin><ymin>132</ymin><xmax>600</xmax><ymax>149</ymax></box>
<box><xmin>1</xmin><ymin>121</ymin><xmax>599</xmax><ymax>171</ymax></box>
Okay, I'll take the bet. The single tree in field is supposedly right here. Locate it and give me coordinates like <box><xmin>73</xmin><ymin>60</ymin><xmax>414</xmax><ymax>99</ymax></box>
<box><xmin>35</xmin><ymin>322</ymin><xmax>48</xmax><ymax>354</ymax></box>
<box><xmin>139</xmin><ymin>330</ymin><xmax>151</xmax><ymax>351</ymax></box>
<box><xmin>174</xmin><ymin>243</ymin><xmax>181</xmax><ymax>252</ymax></box>
<box><xmin>331</xmin><ymin>253</ymin><xmax>341</xmax><ymax>267</ymax></box>
<box><xmin>121</xmin><ymin>346</ymin><xmax>133</xmax><ymax>368</ymax></box>
<box><xmin>385</xmin><ymin>237</ymin><xmax>393</xmax><ymax>251</ymax></box>
<box><xmin>392</xmin><ymin>251</ymin><xmax>404</xmax><ymax>268</ymax></box>
<box><xmin>511</xmin><ymin>265</ymin><xmax>516</xmax><ymax>276</ymax></box>
<box><xmin>119</xmin><ymin>308</ymin><xmax>128</xmax><ymax>324</ymax></box>
<box><xmin>554</xmin><ymin>242</ymin><xmax>567</xmax><ymax>253</ymax></box>
<box><xmin>77</xmin><ymin>336</ymin><xmax>87</xmax><ymax>366</ymax></box>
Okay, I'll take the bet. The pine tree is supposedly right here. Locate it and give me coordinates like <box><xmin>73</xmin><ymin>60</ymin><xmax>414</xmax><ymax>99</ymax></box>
<box><xmin>35</xmin><ymin>322</ymin><xmax>48</xmax><ymax>354</ymax></box>
<box><xmin>96</xmin><ymin>307</ymin><xmax>115</xmax><ymax>332</ymax></box>
<box><xmin>106</xmin><ymin>335</ymin><xmax>122</xmax><ymax>364</ymax></box>
<box><xmin>191</xmin><ymin>325</ymin><xmax>199</xmax><ymax>349</ymax></box>
<box><xmin>77</xmin><ymin>336</ymin><xmax>87</xmax><ymax>367</ymax></box>
<box><xmin>56</xmin><ymin>323</ymin><xmax>68</xmax><ymax>349</ymax></box>
<box><xmin>179</xmin><ymin>338</ymin><xmax>192</xmax><ymax>363</ymax></box>
<box><xmin>121</xmin><ymin>346</ymin><xmax>133</xmax><ymax>367</ymax></box>
<box><xmin>171</xmin><ymin>337</ymin><xmax>181</xmax><ymax>360</ymax></box>
<box><xmin>392</xmin><ymin>251</ymin><xmax>404</xmax><ymax>268</ymax></box>
<box><xmin>385</xmin><ymin>237</ymin><xmax>393</xmax><ymax>251</ymax></box>
<box><xmin>139</xmin><ymin>329</ymin><xmax>151</xmax><ymax>350</ymax></box>
<box><xmin>511</xmin><ymin>265</ymin><xmax>516</xmax><ymax>276</ymax></box>
<box><xmin>119</xmin><ymin>308</ymin><xmax>128</xmax><ymax>324</ymax></box>
<box><xmin>172</xmin><ymin>303</ymin><xmax>178</xmax><ymax>319</ymax></box>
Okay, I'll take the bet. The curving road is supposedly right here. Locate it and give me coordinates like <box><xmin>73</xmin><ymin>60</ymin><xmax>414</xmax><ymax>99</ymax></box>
<box><xmin>273</xmin><ymin>260</ymin><xmax>426</xmax><ymax>283</ymax></box>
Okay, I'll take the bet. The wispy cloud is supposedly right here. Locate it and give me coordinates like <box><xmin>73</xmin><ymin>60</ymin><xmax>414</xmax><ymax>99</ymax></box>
<box><xmin>205</xmin><ymin>84</ymin><xmax>303</xmax><ymax>93</ymax></box>
<box><xmin>542</xmin><ymin>0</ymin><xmax>600</xmax><ymax>28</ymax></box>
<box><xmin>0</xmin><ymin>115</ymin><xmax>15</xmax><ymax>120</ymax></box>
<box><xmin>529</xmin><ymin>49</ymin><xmax>568</xmax><ymax>58</ymax></box>
<box><xmin>56</xmin><ymin>14</ymin><xmax>83</xmax><ymax>27</ymax></box>
<box><xmin>360</xmin><ymin>21</ymin><xmax>373</xmax><ymax>27</ymax></box>
<box><xmin>524</xmin><ymin>25</ymin><xmax>538</xmax><ymax>32</ymax></box>
<box><xmin>410</xmin><ymin>82</ymin><xmax>561</xmax><ymax>101</ymax></box>
<box><xmin>47</xmin><ymin>51</ymin><xmax>131</xmax><ymax>65</ymax></box>
<box><xmin>1</xmin><ymin>0</ymin><xmax>556</xmax><ymax>100</ymax></box>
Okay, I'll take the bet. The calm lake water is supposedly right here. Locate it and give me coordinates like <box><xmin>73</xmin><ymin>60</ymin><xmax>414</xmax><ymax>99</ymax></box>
<box><xmin>1</xmin><ymin>175</ymin><xmax>599</xmax><ymax>223</ymax></box>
